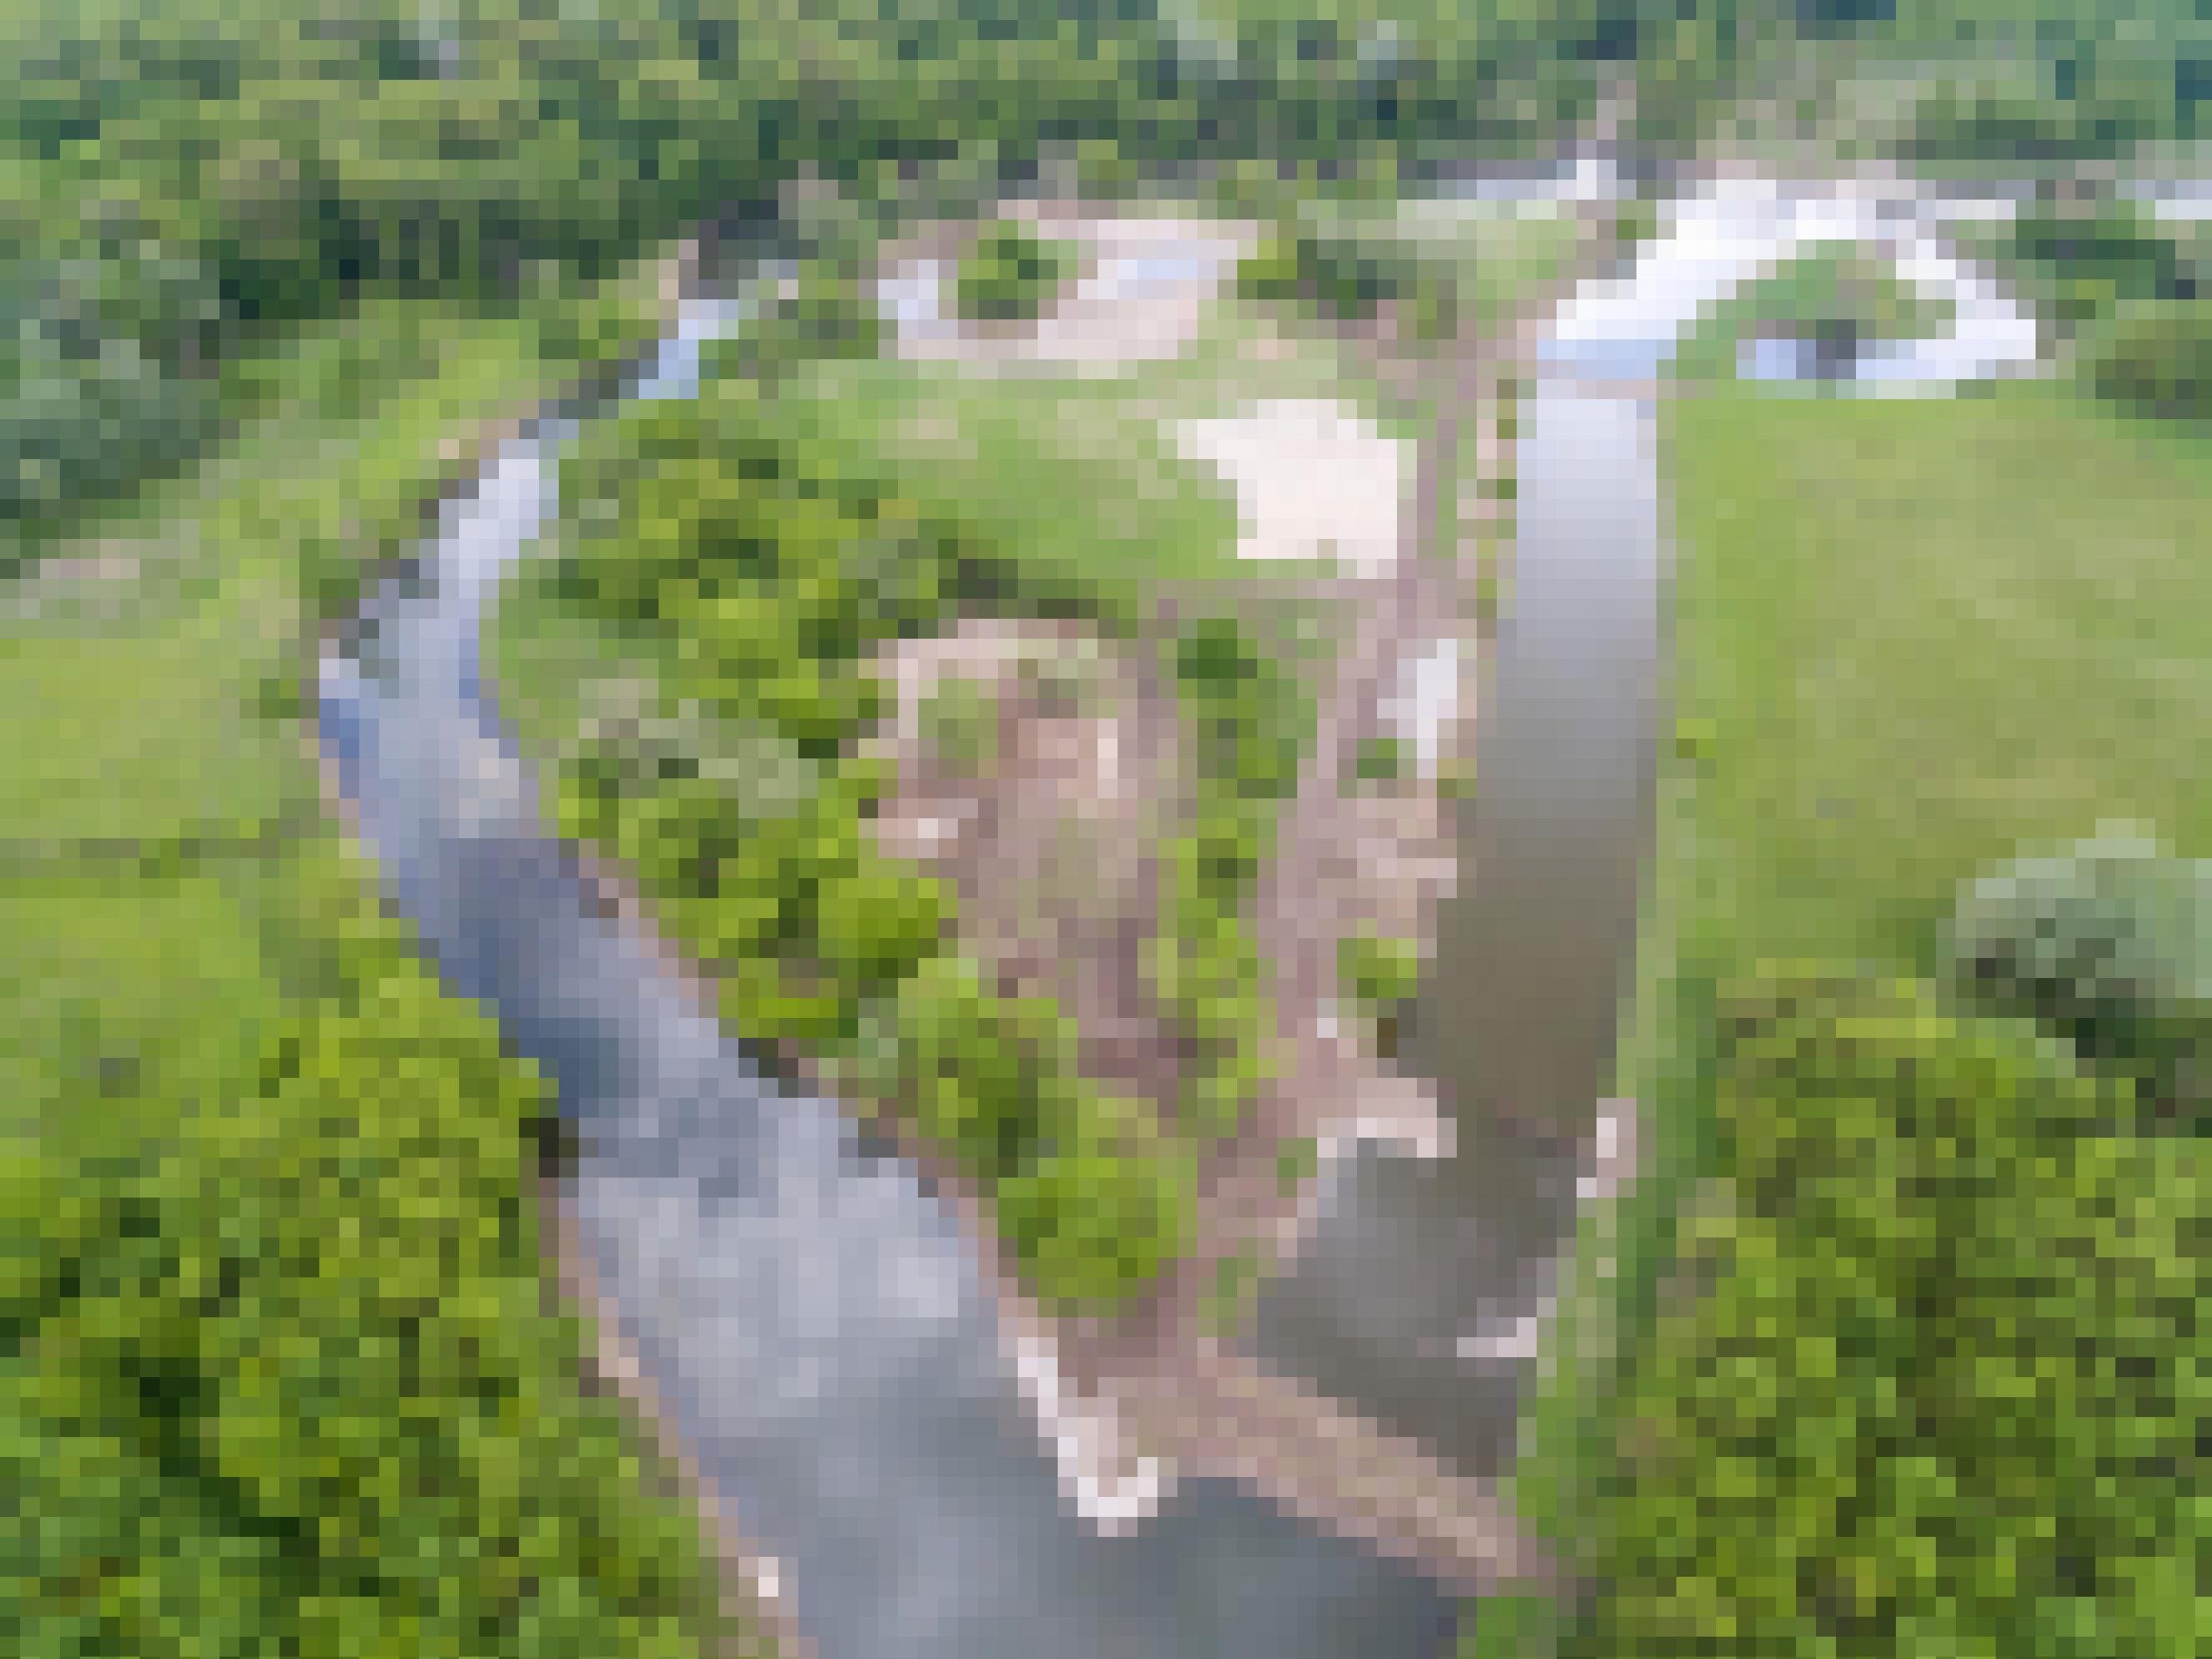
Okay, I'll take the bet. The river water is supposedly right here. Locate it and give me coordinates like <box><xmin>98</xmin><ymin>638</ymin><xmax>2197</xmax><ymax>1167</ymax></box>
<box><xmin>317</xmin><ymin>170</ymin><xmax>2054</xmax><ymax>1656</ymax></box>
<box><xmin>1245</xmin><ymin>168</ymin><xmax>2048</xmax><ymax>1477</ymax></box>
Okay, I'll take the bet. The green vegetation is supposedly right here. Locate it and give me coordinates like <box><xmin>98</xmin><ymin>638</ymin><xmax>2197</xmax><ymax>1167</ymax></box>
<box><xmin>1956</xmin><ymin>198</ymin><xmax>2212</xmax><ymax>388</ymax></box>
<box><xmin>918</xmin><ymin>675</ymin><xmax>1007</xmax><ymax>777</ymax></box>
<box><xmin>1652</xmin><ymin>383</ymin><xmax>2212</xmax><ymax>976</ymax></box>
<box><xmin>734</xmin><ymin>270</ymin><xmax>888</xmax><ymax>385</ymax></box>
<box><xmin>11</xmin><ymin>0</ymin><xmax>1614</xmax><ymax>563</ymax></box>
<box><xmin>1501</xmin><ymin>381</ymin><xmax>2212</xmax><ymax>1658</ymax></box>
<box><xmin>764</xmin><ymin>356</ymin><xmax>1244</xmax><ymax>598</ymax></box>
<box><xmin>1942</xmin><ymin>830</ymin><xmax>2210</xmax><ymax>1135</ymax></box>
<box><xmin>1336</xmin><ymin>932</ymin><xmax>1425</xmax><ymax>1061</ymax></box>
<box><xmin>2004</xmin><ymin>200</ymin><xmax>2206</xmax><ymax>330</ymax></box>
<box><xmin>1337</xmin><ymin>933</ymin><xmax>1424</xmax><ymax>1015</ymax></box>
<box><xmin>492</xmin><ymin>346</ymin><xmax>1240</xmax><ymax>1312</ymax></box>
<box><xmin>1241</xmin><ymin>197</ymin><xmax>1581</xmax><ymax>358</ymax></box>
<box><xmin>1153</xmin><ymin>616</ymin><xmax>1313</xmax><ymax>1142</ymax></box>
<box><xmin>18</xmin><ymin>0</ymin><xmax>2212</xmax><ymax>1645</ymax></box>
<box><xmin>1564</xmin><ymin>970</ymin><xmax>2200</xmax><ymax>1659</ymax></box>
<box><xmin>1238</xmin><ymin>224</ymin><xmax>1462</xmax><ymax>340</ymax></box>
<box><xmin>491</xmin><ymin>285</ymin><xmax>1331</xmax><ymax>1303</ymax></box>
<box><xmin>2</xmin><ymin>291</ymin><xmax>747</xmax><ymax>1657</ymax></box>
<box><xmin>1673</xmin><ymin>246</ymin><xmax>1956</xmax><ymax>382</ymax></box>
<box><xmin>952</xmin><ymin>221</ymin><xmax>1079</xmax><ymax>323</ymax></box>
<box><xmin>1351</xmin><ymin>734</ymin><xmax>1414</xmax><ymax>787</ymax></box>
<box><xmin>2083</xmin><ymin>298</ymin><xmax>2212</xmax><ymax>422</ymax></box>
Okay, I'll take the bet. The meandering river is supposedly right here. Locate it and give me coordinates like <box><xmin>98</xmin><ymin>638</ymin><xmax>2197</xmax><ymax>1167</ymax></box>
<box><xmin>319</xmin><ymin>168</ymin><xmax>2051</xmax><ymax>1656</ymax></box>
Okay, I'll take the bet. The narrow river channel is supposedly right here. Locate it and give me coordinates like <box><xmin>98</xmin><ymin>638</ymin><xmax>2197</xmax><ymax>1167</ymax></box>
<box><xmin>316</xmin><ymin>170</ymin><xmax>2048</xmax><ymax>1657</ymax></box>
<box><xmin>1245</xmin><ymin>167</ymin><xmax>2047</xmax><ymax>1478</ymax></box>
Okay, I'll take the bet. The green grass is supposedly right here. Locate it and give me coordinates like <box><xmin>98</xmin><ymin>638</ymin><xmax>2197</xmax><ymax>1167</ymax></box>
<box><xmin>1372</xmin><ymin>200</ymin><xmax>1584</xmax><ymax>336</ymax></box>
<box><xmin>4</xmin><ymin>289</ymin><xmax>652</xmax><ymax>853</ymax></box>
<box><xmin>778</xmin><ymin>354</ymin><xmax>1247</xmax><ymax>593</ymax></box>
<box><xmin>1672</xmin><ymin>246</ymin><xmax>1957</xmax><ymax>382</ymax></box>
<box><xmin>1660</xmin><ymin>380</ymin><xmax>2212</xmax><ymax>972</ymax></box>
<box><xmin>1487</xmin><ymin>378</ymin><xmax>2212</xmax><ymax>1657</ymax></box>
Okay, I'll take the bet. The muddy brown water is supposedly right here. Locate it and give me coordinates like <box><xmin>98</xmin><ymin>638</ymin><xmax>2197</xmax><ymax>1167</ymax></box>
<box><xmin>1244</xmin><ymin>373</ymin><xmax>1666</xmax><ymax>1478</ymax></box>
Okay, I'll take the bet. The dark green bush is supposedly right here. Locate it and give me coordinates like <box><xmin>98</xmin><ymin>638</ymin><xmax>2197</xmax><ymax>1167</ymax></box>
<box><xmin>952</xmin><ymin>222</ymin><xmax>1077</xmax><ymax>323</ymax></box>
<box><xmin>732</xmin><ymin>271</ymin><xmax>886</xmax><ymax>381</ymax></box>
<box><xmin>2</xmin><ymin>248</ymin><xmax>226</xmax><ymax>544</ymax></box>
<box><xmin>2004</xmin><ymin>201</ymin><xmax>2201</xmax><ymax>331</ymax></box>
<box><xmin>2081</xmin><ymin>299</ymin><xmax>2212</xmax><ymax>423</ymax></box>
<box><xmin>1941</xmin><ymin>830</ymin><xmax>2210</xmax><ymax>1132</ymax></box>
<box><xmin>1337</xmin><ymin>932</ymin><xmax>1423</xmax><ymax>1015</ymax></box>
<box><xmin>1609</xmin><ymin>198</ymin><xmax>1662</xmax><ymax>256</ymax></box>
<box><xmin>1169</xmin><ymin>616</ymin><xmax>1310</xmax><ymax>802</ymax></box>
<box><xmin>1566</xmin><ymin>969</ymin><xmax>2202</xmax><ymax>1659</ymax></box>
<box><xmin>1234</xmin><ymin>225</ymin><xmax>1445</xmax><ymax>329</ymax></box>
<box><xmin>532</xmin><ymin>287</ymin><xmax>669</xmax><ymax>377</ymax></box>
<box><xmin>995</xmin><ymin>1143</ymin><xmax>1197</xmax><ymax>1313</ymax></box>
<box><xmin>1150</xmin><ymin>615</ymin><xmax>1311</xmax><ymax>1143</ymax></box>
<box><xmin>1353</xmin><ymin>734</ymin><xmax>1412</xmax><ymax>786</ymax></box>
<box><xmin>1234</xmin><ymin>231</ymin><xmax>1307</xmax><ymax>305</ymax></box>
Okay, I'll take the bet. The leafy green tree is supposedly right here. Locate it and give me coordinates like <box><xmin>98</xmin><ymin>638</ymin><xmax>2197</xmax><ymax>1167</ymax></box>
<box><xmin>1567</xmin><ymin>971</ymin><xmax>2202</xmax><ymax>1659</ymax></box>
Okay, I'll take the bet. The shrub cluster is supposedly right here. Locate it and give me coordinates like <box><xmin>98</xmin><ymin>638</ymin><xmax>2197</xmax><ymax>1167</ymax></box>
<box><xmin>1565</xmin><ymin>968</ymin><xmax>2202</xmax><ymax>1659</ymax></box>
<box><xmin>725</xmin><ymin>270</ymin><xmax>886</xmax><ymax>384</ymax></box>
<box><xmin>1337</xmin><ymin>932</ymin><xmax>1423</xmax><ymax>1016</ymax></box>
<box><xmin>521</xmin><ymin>358</ymin><xmax>1196</xmax><ymax>1312</ymax></box>
<box><xmin>1150</xmin><ymin>616</ymin><xmax>1314</xmax><ymax>1142</ymax></box>
<box><xmin>2001</xmin><ymin>200</ymin><xmax>2203</xmax><ymax>332</ymax></box>
<box><xmin>0</xmin><ymin>228</ymin><xmax>226</xmax><ymax>545</ymax></box>
<box><xmin>1236</xmin><ymin>224</ymin><xmax>1460</xmax><ymax>339</ymax></box>
<box><xmin>952</xmin><ymin>222</ymin><xmax>1078</xmax><ymax>324</ymax></box>
<box><xmin>1941</xmin><ymin>829</ymin><xmax>2210</xmax><ymax>1134</ymax></box>
<box><xmin>4</xmin><ymin>839</ymin><xmax>741</xmax><ymax>1658</ymax></box>
<box><xmin>2081</xmin><ymin>299</ymin><xmax>2212</xmax><ymax>423</ymax></box>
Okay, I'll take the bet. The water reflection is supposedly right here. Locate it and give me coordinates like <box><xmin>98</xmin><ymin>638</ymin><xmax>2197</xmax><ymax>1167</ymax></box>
<box><xmin>1250</xmin><ymin>168</ymin><xmax>2048</xmax><ymax>1475</ymax></box>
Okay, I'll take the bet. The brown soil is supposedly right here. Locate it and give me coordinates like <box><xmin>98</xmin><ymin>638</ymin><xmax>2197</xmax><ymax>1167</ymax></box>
<box><xmin>862</xmin><ymin>616</ymin><xmax>1193</xmax><ymax>1123</ymax></box>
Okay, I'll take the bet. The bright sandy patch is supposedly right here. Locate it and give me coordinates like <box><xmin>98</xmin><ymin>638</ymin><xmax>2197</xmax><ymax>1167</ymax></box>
<box><xmin>1173</xmin><ymin>398</ymin><xmax>1410</xmax><ymax>573</ymax></box>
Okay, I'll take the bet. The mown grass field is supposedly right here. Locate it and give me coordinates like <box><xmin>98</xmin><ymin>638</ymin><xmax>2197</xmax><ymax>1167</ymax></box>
<box><xmin>1660</xmin><ymin>379</ymin><xmax>2212</xmax><ymax>976</ymax></box>
<box><xmin>1484</xmin><ymin>377</ymin><xmax>2212</xmax><ymax>1657</ymax></box>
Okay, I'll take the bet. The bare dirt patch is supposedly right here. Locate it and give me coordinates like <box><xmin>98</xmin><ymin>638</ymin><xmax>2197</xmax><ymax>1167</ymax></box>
<box><xmin>863</xmin><ymin>616</ymin><xmax>1192</xmax><ymax>1119</ymax></box>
